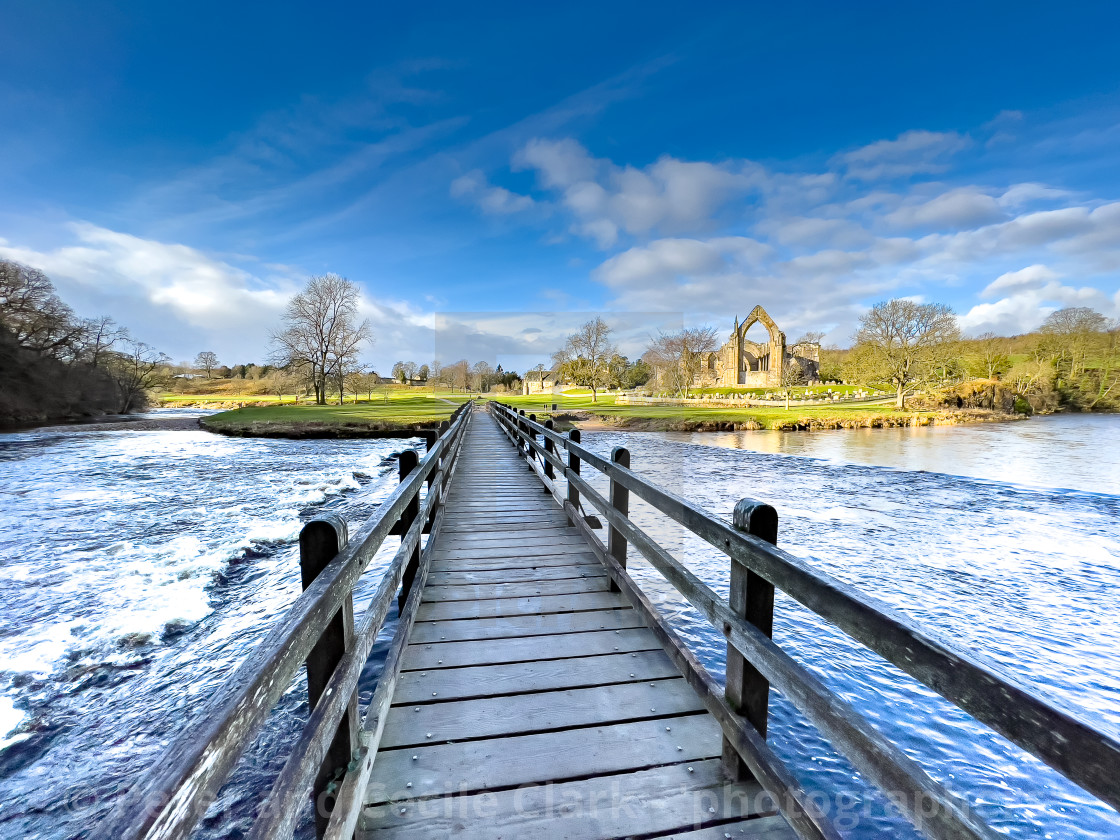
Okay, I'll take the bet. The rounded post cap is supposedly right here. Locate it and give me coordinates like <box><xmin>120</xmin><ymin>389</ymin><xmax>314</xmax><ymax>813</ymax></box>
<box><xmin>568</xmin><ymin>428</ymin><xmax>581</xmax><ymax>440</ymax></box>
<box><xmin>299</xmin><ymin>513</ymin><xmax>349</xmax><ymax>551</ymax></box>
<box><xmin>610</xmin><ymin>446</ymin><xmax>630</xmax><ymax>466</ymax></box>
<box><xmin>732</xmin><ymin>498</ymin><xmax>778</xmax><ymax>543</ymax></box>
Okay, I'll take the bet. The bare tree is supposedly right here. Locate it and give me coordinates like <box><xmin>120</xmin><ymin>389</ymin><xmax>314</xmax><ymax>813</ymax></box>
<box><xmin>77</xmin><ymin>316</ymin><xmax>126</xmax><ymax>369</ymax></box>
<box><xmin>780</xmin><ymin>359</ymin><xmax>807</xmax><ymax>408</ymax></box>
<box><xmin>269</xmin><ymin>274</ymin><xmax>373</xmax><ymax>405</ymax></box>
<box><xmin>794</xmin><ymin>331</ymin><xmax>826</xmax><ymax>346</ymax></box>
<box><xmin>0</xmin><ymin>259</ymin><xmax>85</xmax><ymax>358</ymax></box>
<box><xmin>967</xmin><ymin>332</ymin><xmax>1012</xmax><ymax>380</ymax></box>
<box><xmin>645</xmin><ymin>326</ymin><xmax>719</xmax><ymax>397</ymax></box>
<box><xmin>264</xmin><ymin>368</ymin><xmax>298</xmax><ymax>403</ymax></box>
<box><xmin>472</xmin><ymin>360</ymin><xmax>492</xmax><ymax>391</ymax></box>
<box><xmin>1040</xmin><ymin>306</ymin><xmax>1110</xmax><ymax>379</ymax></box>
<box><xmin>854</xmin><ymin>299</ymin><xmax>960</xmax><ymax>409</ymax></box>
<box><xmin>551</xmin><ymin>317</ymin><xmax>617</xmax><ymax>402</ymax></box>
<box><xmin>194</xmin><ymin>351</ymin><xmax>219</xmax><ymax>379</ymax></box>
<box><xmin>446</xmin><ymin>359</ymin><xmax>470</xmax><ymax>392</ymax></box>
<box><xmin>104</xmin><ymin>339</ymin><xmax>170</xmax><ymax>413</ymax></box>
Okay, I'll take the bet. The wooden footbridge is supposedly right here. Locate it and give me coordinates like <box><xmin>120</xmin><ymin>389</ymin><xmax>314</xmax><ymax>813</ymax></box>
<box><xmin>97</xmin><ymin>401</ymin><xmax>1119</xmax><ymax>840</ymax></box>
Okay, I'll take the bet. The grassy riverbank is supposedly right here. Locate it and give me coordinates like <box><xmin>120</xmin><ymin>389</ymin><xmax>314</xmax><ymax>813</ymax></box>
<box><xmin>486</xmin><ymin>392</ymin><xmax>1021</xmax><ymax>431</ymax></box>
<box><xmin>192</xmin><ymin>386</ymin><xmax>1022</xmax><ymax>438</ymax></box>
<box><xmin>202</xmin><ymin>396</ymin><xmax>468</xmax><ymax>438</ymax></box>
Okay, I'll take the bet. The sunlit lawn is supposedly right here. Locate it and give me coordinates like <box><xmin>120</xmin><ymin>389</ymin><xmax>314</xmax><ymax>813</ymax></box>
<box><xmin>203</xmin><ymin>395</ymin><xmax>470</xmax><ymax>430</ymax></box>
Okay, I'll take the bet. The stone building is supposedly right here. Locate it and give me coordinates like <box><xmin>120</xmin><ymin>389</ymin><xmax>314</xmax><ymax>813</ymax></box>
<box><xmin>697</xmin><ymin>305</ymin><xmax>820</xmax><ymax>387</ymax></box>
<box><xmin>522</xmin><ymin>369</ymin><xmax>561</xmax><ymax>395</ymax></box>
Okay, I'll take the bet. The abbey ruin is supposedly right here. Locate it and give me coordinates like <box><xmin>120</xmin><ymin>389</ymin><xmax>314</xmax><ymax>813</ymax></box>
<box><xmin>697</xmin><ymin>305</ymin><xmax>820</xmax><ymax>387</ymax></box>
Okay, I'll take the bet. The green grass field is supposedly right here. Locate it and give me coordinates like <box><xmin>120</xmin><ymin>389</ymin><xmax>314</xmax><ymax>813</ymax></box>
<box><xmin>190</xmin><ymin>386</ymin><xmax>994</xmax><ymax>437</ymax></box>
<box><xmin>484</xmin><ymin>391</ymin><xmax>937</xmax><ymax>430</ymax></box>
<box><xmin>202</xmin><ymin>395</ymin><xmax>469</xmax><ymax>435</ymax></box>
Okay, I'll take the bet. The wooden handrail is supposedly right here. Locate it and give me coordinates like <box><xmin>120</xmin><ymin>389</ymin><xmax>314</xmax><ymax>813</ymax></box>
<box><xmin>489</xmin><ymin>400</ymin><xmax>1120</xmax><ymax>838</ymax></box>
<box><xmin>95</xmin><ymin>401</ymin><xmax>473</xmax><ymax>840</ymax></box>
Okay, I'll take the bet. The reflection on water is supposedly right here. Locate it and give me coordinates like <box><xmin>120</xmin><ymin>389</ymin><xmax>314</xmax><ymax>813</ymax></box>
<box><xmin>575</xmin><ymin>414</ymin><xmax>1120</xmax><ymax>839</ymax></box>
<box><xmin>693</xmin><ymin>414</ymin><xmax>1120</xmax><ymax>495</ymax></box>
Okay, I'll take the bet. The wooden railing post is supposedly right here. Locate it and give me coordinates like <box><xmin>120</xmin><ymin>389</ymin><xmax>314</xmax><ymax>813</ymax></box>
<box><xmin>397</xmin><ymin>449</ymin><xmax>420</xmax><ymax>611</ymax></box>
<box><xmin>299</xmin><ymin>515</ymin><xmax>357</xmax><ymax>838</ymax></box>
<box><xmin>426</xmin><ymin>420</ymin><xmax>450</xmax><ymax>530</ymax></box>
<box><xmin>565</xmin><ymin>429</ymin><xmax>581</xmax><ymax>525</ymax></box>
<box><xmin>607</xmin><ymin>447</ymin><xmax>630</xmax><ymax>592</ymax></box>
<box><xmin>722</xmin><ymin>498</ymin><xmax>778</xmax><ymax>781</ymax></box>
<box><xmin>543</xmin><ymin>420</ymin><xmax>556</xmax><ymax>491</ymax></box>
<box><xmin>527</xmin><ymin>413</ymin><xmax>538</xmax><ymax>469</ymax></box>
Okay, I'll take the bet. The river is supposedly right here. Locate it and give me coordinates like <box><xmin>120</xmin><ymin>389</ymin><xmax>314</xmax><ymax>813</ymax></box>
<box><xmin>0</xmin><ymin>411</ymin><xmax>1117</xmax><ymax>838</ymax></box>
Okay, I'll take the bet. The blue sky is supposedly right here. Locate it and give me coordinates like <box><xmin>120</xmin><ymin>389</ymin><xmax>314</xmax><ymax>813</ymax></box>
<box><xmin>1</xmin><ymin>1</ymin><xmax>1119</xmax><ymax>371</ymax></box>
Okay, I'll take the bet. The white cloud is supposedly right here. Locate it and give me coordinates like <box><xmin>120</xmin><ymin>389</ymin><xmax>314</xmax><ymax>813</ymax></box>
<box><xmin>450</xmin><ymin>170</ymin><xmax>535</xmax><ymax>214</ymax></box>
<box><xmin>512</xmin><ymin>139</ymin><xmax>753</xmax><ymax>246</ymax></box>
<box><xmin>0</xmin><ymin>222</ymin><xmax>440</xmax><ymax>370</ymax></box>
<box><xmin>999</xmin><ymin>183</ymin><xmax>1073</xmax><ymax>207</ymax></box>
<box><xmin>981</xmin><ymin>264</ymin><xmax>1061</xmax><ymax>298</ymax></box>
<box><xmin>886</xmin><ymin>187</ymin><xmax>1006</xmax><ymax>230</ymax></box>
<box><xmin>834</xmin><ymin>130</ymin><xmax>971</xmax><ymax>180</ymax></box>
<box><xmin>960</xmin><ymin>263</ymin><xmax>1117</xmax><ymax>335</ymax></box>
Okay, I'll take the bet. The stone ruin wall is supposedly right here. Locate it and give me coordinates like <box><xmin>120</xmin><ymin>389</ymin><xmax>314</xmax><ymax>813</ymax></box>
<box><xmin>696</xmin><ymin>306</ymin><xmax>821</xmax><ymax>388</ymax></box>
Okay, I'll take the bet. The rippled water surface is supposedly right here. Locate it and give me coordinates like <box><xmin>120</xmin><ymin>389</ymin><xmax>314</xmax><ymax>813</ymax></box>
<box><xmin>1</xmin><ymin>411</ymin><xmax>1117</xmax><ymax>839</ymax></box>
<box><xmin>0</xmin><ymin>411</ymin><xmax>419</xmax><ymax>838</ymax></box>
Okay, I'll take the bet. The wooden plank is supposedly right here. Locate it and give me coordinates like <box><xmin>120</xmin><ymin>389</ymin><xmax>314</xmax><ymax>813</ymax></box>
<box><xmin>661</xmin><ymin>817</ymin><xmax>798</xmax><ymax>839</ymax></box>
<box><xmin>422</xmin><ymin>577</ymin><xmax>607</xmax><ymax>602</ymax></box>
<box><xmin>403</xmin><ymin>627</ymin><xmax>661</xmax><ymax>669</ymax></box>
<box><xmin>391</xmin><ymin>651</ymin><xmax>679</xmax><ymax>703</ymax></box>
<box><xmin>428</xmin><ymin>553</ymin><xmax>600</xmax><ymax>573</ymax></box>
<box><xmin>430</xmin><ymin>532</ymin><xmax>587</xmax><ymax>549</ymax></box>
<box><xmin>368</xmin><ymin>714</ymin><xmax>719</xmax><ymax>803</ymax></box>
<box><xmin>380</xmin><ymin>678</ymin><xmax>707</xmax><ymax>748</ymax></box>
<box><xmin>430</xmin><ymin>542</ymin><xmax>593</xmax><ymax>560</ymax></box>
<box><xmin>409</xmin><ymin>609</ymin><xmax>643</xmax><ymax>643</ymax></box>
<box><xmin>439</xmin><ymin>521</ymin><xmax>564</xmax><ymax>534</ymax></box>
<box><xmin>430</xmin><ymin>551</ymin><xmax>600</xmax><ymax>568</ymax></box>
<box><xmin>439</xmin><ymin>514</ymin><xmax>570</xmax><ymax>527</ymax></box>
<box><xmin>358</xmin><ymin>759</ymin><xmax>767</xmax><ymax>839</ymax></box>
<box><xmin>417</xmin><ymin>590</ymin><xmax>624</xmax><ymax>620</ymax></box>
<box><xmin>427</xmin><ymin>527</ymin><xmax>576</xmax><ymax>543</ymax></box>
<box><xmin>426</xmin><ymin>564</ymin><xmax>606</xmax><ymax>585</ymax></box>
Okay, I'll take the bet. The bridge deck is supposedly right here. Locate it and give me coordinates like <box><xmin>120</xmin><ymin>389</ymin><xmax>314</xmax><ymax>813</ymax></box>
<box><xmin>358</xmin><ymin>411</ymin><xmax>795</xmax><ymax>839</ymax></box>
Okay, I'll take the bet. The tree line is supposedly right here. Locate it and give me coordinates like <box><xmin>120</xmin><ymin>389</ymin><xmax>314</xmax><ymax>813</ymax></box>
<box><xmin>826</xmin><ymin>302</ymin><xmax>1119</xmax><ymax>411</ymax></box>
<box><xmin>0</xmin><ymin>260</ymin><xmax>169</xmax><ymax>424</ymax></box>
<box><xmin>545</xmin><ymin>301</ymin><xmax>1119</xmax><ymax>412</ymax></box>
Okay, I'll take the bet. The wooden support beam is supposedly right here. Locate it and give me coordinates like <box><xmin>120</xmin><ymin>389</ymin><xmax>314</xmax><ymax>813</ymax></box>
<box><xmin>543</xmin><ymin>419</ymin><xmax>556</xmax><ymax>491</ymax></box>
<box><xmin>397</xmin><ymin>450</ymin><xmax>420</xmax><ymax>611</ymax></box>
<box><xmin>723</xmin><ymin>499</ymin><xmax>777</xmax><ymax>781</ymax></box>
<box><xmin>565</xmin><ymin>428</ymin><xmax>580</xmax><ymax>526</ymax></box>
<box><xmin>299</xmin><ymin>515</ymin><xmax>357</xmax><ymax>839</ymax></box>
<box><xmin>607</xmin><ymin>446</ymin><xmax>629</xmax><ymax>593</ymax></box>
